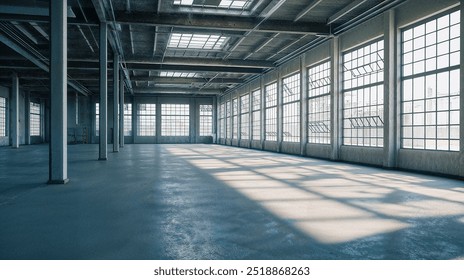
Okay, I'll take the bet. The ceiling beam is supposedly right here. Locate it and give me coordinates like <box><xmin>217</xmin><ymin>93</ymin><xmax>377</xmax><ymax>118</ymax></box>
<box><xmin>0</xmin><ymin>13</ymin><xmax>98</xmax><ymax>25</ymax></box>
<box><xmin>132</xmin><ymin>87</ymin><xmax>222</xmax><ymax>95</ymax></box>
<box><xmin>115</xmin><ymin>12</ymin><xmax>330</xmax><ymax>35</ymax></box>
<box><xmin>327</xmin><ymin>0</ymin><xmax>368</xmax><ymax>25</ymax></box>
<box><xmin>294</xmin><ymin>0</ymin><xmax>324</xmax><ymax>22</ymax></box>
<box><xmin>0</xmin><ymin>33</ymin><xmax>91</xmax><ymax>96</ymax></box>
<box><xmin>126</xmin><ymin>57</ymin><xmax>274</xmax><ymax>68</ymax></box>
<box><xmin>125</xmin><ymin>63</ymin><xmax>263</xmax><ymax>74</ymax></box>
<box><xmin>131</xmin><ymin>76</ymin><xmax>243</xmax><ymax>84</ymax></box>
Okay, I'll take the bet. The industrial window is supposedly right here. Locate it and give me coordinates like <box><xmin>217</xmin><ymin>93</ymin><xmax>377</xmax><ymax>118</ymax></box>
<box><xmin>401</xmin><ymin>10</ymin><xmax>460</xmax><ymax>151</ymax></box>
<box><xmin>160</xmin><ymin>71</ymin><xmax>197</xmax><ymax>78</ymax></box>
<box><xmin>342</xmin><ymin>40</ymin><xmax>384</xmax><ymax>147</ymax></box>
<box><xmin>173</xmin><ymin>0</ymin><xmax>254</xmax><ymax>10</ymax></box>
<box><xmin>232</xmin><ymin>98</ymin><xmax>238</xmax><ymax>139</ymax></box>
<box><xmin>240</xmin><ymin>94</ymin><xmax>250</xmax><ymax>140</ymax></box>
<box><xmin>124</xmin><ymin>103</ymin><xmax>132</xmax><ymax>136</ymax></box>
<box><xmin>30</xmin><ymin>101</ymin><xmax>41</xmax><ymax>136</ymax></box>
<box><xmin>199</xmin><ymin>104</ymin><xmax>213</xmax><ymax>136</ymax></box>
<box><xmin>308</xmin><ymin>60</ymin><xmax>331</xmax><ymax>144</ymax></box>
<box><xmin>265</xmin><ymin>82</ymin><xmax>277</xmax><ymax>141</ymax></box>
<box><xmin>95</xmin><ymin>103</ymin><xmax>99</xmax><ymax>135</ymax></box>
<box><xmin>168</xmin><ymin>33</ymin><xmax>228</xmax><ymax>50</ymax></box>
<box><xmin>0</xmin><ymin>97</ymin><xmax>6</xmax><ymax>137</ymax></box>
<box><xmin>251</xmin><ymin>89</ymin><xmax>261</xmax><ymax>140</ymax></box>
<box><xmin>282</xmin><ymin>73</ymin><xmax>301</xmax><ymax>142</ymax></box>
<box><xmin>219</xmin><ymin>102</ymin><xmax>225</xmax><ymax>138</ymax></box>
<box><xmin>161</xmin><ymin>104</ymin><xmax>190</xmax><ymax>136</ymax></box>
<box><xmin>226</xmin><ymin>100</ymin><xmax>231</xmax><ymax>139</ymax></box>
<box><xmin>137</xmin><ymin>104</ymin><xmax>156</xmax><ymax>136</ymax></box>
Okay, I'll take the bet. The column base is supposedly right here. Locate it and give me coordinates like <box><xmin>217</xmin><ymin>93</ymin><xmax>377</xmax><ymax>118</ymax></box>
<box><xmin>47</xmin><ymin>178</ymin><xmax>69</xmax><ymax>185</ymax></box>
<box><xmin>98</xmin><ymin>157</ymin><xmax>107</xmax><ymax>161</ymax></box>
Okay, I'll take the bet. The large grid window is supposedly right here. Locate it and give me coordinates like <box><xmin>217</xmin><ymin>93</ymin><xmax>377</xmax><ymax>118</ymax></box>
<box><xmin>265</xmin><ymin>83</ymin><xmax>277</xmax><ymax>141</ymax></box>
<box><xmin>30</xmin><ymin>101</ymin><xmax>41</xmax><ymax>136</ymax></box>
<box><xmin>95</xmin><ymin>103</ymin><xmax>99</xmax><ymax>135</ymax></box>
<box><xmin>282</xmin><ymin>73</ymin><xmax>301</xmax><ymax>142</ymax></box>
<box><xmin>137</xmin><ymin>104</ymin><xmax>156</xmax><ymax>136</ymax></box>
<box><xmin>219</xmin><ymin>102</ymin><xmax>225</xmax><ymax>138</ymax></box>
<box><xmin>308</xmin><ymin>61</ymin><xmax>331</xmax><ymax>144</ymax></box>
<box><xmin>0</xmin><ymin>97</ymin><xmax>6</xmax><ymax>137</ymax></box>
<box><xmin>232</xmin><ymin>98</ymin><xmax>238</xmax><ymax>139</ymax></box>
<box><xmin>173</xmin><ymin>0</ymin><xmax>253</xmax><ymax>10</ymax></box>
<box><xmin>401</xmin><ymin>10</ymin><xmax>460</xmax><ymax>151</ymax></box>
<box><xmin>199</xmin><ymin>104</ymin><xmax>213</xmax><ymax>136</ymax></box>
<box><xmin>226</xmin><ymin>101</ymin><xmax>231</xmax><ymax>139</ymax></box>
<box><xmin>240</xmin><ymin>94</ymin><xmax>250</xmax><ymax>140</ymax></box>
<box><xmin>343</xmin><ymin>40</ymin><xmax>384</xmax><ymax>147</ymax></box>
<box><xmin>252</xmin><ymin>89</ymin><xmax>261</xmax><ymax>140</ymax></box>
<box><xmin>168</xmin><ymin>33</ymin><xmax>228</xmax><ymax>50</ymax></box>
<box><xmin>124</xmin><ymin>103</ymin><xmax>132</xmax><ymax>136</ymax></box>
<box><xmin>161</xmin><ymin>104</ymin><xmax>190</xmax><ymax>136</ymax></box>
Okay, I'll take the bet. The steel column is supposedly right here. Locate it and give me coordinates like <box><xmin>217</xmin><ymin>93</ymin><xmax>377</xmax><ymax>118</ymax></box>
<box><xmin>99</xmin><ymin>22</ymin><xmax>108</xmax><ymax>160</ymax></box>
<box><xmin>48</xmin><ymin>0</ymin><xmax>68</xmax><ymax>184</ymax></box>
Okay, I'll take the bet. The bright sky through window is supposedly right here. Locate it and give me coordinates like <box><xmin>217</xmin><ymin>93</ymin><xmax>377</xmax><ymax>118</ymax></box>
<box><xmin>173</xmin><ymin>0</ymin><xmax>252</xmax><ymax>10</ymax></box>
<box><xmin>159</xmin><ymin>72</ymin><xmax>197</xmax><ymax>78</ymax></box>
<box><xmin>168</xmin><ymin>33</ymin><xmax>228</xmax><ymax>50</ymax></box>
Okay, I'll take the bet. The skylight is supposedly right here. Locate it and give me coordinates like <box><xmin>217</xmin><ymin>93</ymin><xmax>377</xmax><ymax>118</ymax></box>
<box><xmin>173</xmin><ymin>0</ymin><xmax>253</xmax><ymax>10</ymax></box>
<box><xmin>160</xmin><ymin>72</ymin><xmax>197</xmax><ymax>78</ymax></box>
<box><xmin>168</xmin><ymin>33</ymin><xmax>228</xmax><ymax>50</ymax></box>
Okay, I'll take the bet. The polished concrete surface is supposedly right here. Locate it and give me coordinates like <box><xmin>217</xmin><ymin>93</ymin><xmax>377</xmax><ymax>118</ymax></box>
<box><xmin>0</xmin><ymin>144</ymin><xmax>463</xmax><ymax>260</ymax></box>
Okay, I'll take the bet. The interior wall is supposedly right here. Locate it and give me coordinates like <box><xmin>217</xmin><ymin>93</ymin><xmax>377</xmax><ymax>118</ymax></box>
<box><xmin>217</xmin><ymin>0</ymin><xmax>463</xmax><ymax>178</ymax></box>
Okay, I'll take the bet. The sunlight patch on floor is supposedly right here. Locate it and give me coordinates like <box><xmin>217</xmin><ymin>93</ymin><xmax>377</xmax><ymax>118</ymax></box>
<box><xmin>166</xmin><ymin>146</ymin><xmax>464</xmax><ymax>245</ymax></box>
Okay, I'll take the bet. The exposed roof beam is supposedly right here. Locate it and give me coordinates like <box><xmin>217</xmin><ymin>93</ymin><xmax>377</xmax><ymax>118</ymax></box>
<box><xmin>127</xmin><ymin>57</ymin><xmax>274</xmax><ymax>68</ymax></box>
<box><xmin>0</xmin><ymin>32</ymin><xmax>91</xmax><ymax>96</ymax></box>
<box><xmin>129</xmin><ymin>25</ymin><xmax>135</xmax><ymax>55</ymax></box>
<box><xmin>126</xmin><ymin>63</ymin><xmax>263</xmax><ymax>74</ymax></box>
<box><xmin>259</xmin><ymin>0</ymin><xmax>288</xmax><ymax>18</ymax></box>
<box><xmin>327</xmin><ymin>0</ymin><xmax>368</xmax><ymax>25</ymax></box>
<box><xmin>12</xmin><ymin>21</ymin><xmax>38</xmax><ymax>44</ymax></box>
<box><xmin>132</xmin><ymin>87</ymin><xmax>222</xmax><ymax>95</ymax></box>
<box><xmin>115</xmin><ymin>12</ymin><xmax>330</xmax><ymax>35</ymax></box>
<box><xmin>131</xmin><ymin>76</ymin><xmax>243</xmax><ymax>84</ymax></box>
<box><xmin>0</xmin><ymin>13</ymin><xmax>98</xmax><ymax>25</ymax></box>
<box><xmin>294</xmin><ymin>0</ymin><xmax>324</xmax><ymax>22</ymax></box>
<box><xmin>0</xmin><ymin>4</ymin><xmax>75</xmax><ymax>17</ymax></box>
<box><xmin>76</xmin><ymin>25</ymin><xmax>94</xmax><ymax>52</ymax></box>
<box><xmin>29</xmin><ymin>22</ymin><xmax>49</xmax><ymax>40</ymax></box>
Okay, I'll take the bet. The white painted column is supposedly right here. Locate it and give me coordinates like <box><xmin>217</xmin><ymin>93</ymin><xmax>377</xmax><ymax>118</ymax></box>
<box><xmin>277</xmin><ymin>70</ymin><xmax>283</xmax><ymax>152</ymax></box>
<box><xmin>99</xmin><ymin>22</ymin><xmax>108</xmax><ymax>160</ymax></box>
<box><xmin>300</xmin><ymin>54</ymin><xmax>308</xmax><ymax>156</ymax></box>
<box><xmin>11</xmin><ymin>73</ymin><xmax>19</xmax><ymax>148</ymax></box>
<box><xmin>113</xmin><ymin>54</ymin><xmax>119</xmax><ymax>152</ymax></box>
<box><xmin>331</xmin><ymin>36</ymin><xmax>342</xmax><ymax>160</ymax></box>
<box><xmin>48</xmin><ymin>0</ymin><xmax>68</xmax><ymax>184</ymax></box>
<box><xmin>383</xmin><ymin>10</ymin><xmax>398</xmax><ymax>168</ymax></box>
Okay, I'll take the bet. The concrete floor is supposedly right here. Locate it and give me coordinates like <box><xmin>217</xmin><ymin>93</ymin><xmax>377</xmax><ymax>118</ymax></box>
<box><xmin>0</xmin><ymin>144</ymin><xmax>463</xmax><ymax>260</ymax></box>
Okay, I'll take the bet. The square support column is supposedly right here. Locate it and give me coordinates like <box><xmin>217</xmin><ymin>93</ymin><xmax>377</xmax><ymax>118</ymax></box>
<box><xmin>113</xmin><ymin>54</ymin><xmax>119</xmax><ymax>152</ymax></box>
<box><xmin>99</xmin><ymin>22</ymin><xmax>108</xmax><ymax>161</ymax></box>
<box><xmin>383</xmin><ymin>10</ymin><xmax>398</xmax><ymax>168</ymax></box>
<box><xmin>48</xmin><ymin>0</ymin><xmax>68</xmax><ymax>184</ymax></box>
<box><xmin>330</xmin><ymin>36</ymin><xmax>342</xmax><ymax>160</ymax></box>
<box><xmin>300</xmin><ymin>54</ymin><xmax>308</xmax><ymax>156</ymax></box>
<box><xmin>277</xmin><ymin>71</ymin><xmax>283</xmax><ymax>153</ymax></box>
<box><xmin>11</xmin><ymin>73</ymin><xmax>19</xmax><ymax>149</ymax></box>
<box><xmin>119</xmin><ymin>71</ymin><xmax>125</xmax><ymax>148</ymax></box>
